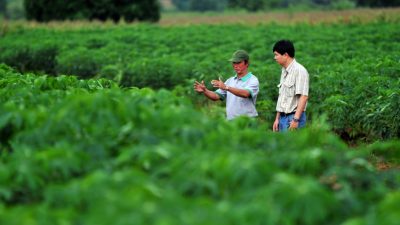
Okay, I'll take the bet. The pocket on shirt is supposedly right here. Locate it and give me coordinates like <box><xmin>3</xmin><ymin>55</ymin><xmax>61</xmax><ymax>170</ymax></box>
<box><xmin>277</xmin><ymin>83</ymin><xmax>282</xmax><ymax>95</ymax></box>
<box><xmin>283</xmin><ymin>80</ymin><xmax>295</xmax><ymax>97</ymax></box>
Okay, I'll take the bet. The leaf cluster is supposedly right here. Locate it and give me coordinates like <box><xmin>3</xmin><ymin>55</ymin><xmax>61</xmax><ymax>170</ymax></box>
<box><xmin>0</xmin><ymin>65</ymin><xmax>399</xmax><ymax>224</ymax></box>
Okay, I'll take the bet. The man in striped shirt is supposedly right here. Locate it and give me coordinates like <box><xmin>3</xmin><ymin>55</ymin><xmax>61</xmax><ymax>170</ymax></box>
<box><xmin>272</xmin><ymin>40</ymin><xmax>309</xmax><ymax>132</ymax></box>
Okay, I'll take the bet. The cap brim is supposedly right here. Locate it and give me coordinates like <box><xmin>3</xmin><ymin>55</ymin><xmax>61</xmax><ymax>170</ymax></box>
<box><xmin>228</xmin><ymin>59</ymin><xmax>241</xmax><ymax>63</ymax></box>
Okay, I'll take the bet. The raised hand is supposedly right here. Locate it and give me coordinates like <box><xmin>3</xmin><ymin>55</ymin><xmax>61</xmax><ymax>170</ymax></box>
<box><xmin>211</xmin><ymin>76</ymin><xmax>226</xmax><ymax>90</ymax></box>
<box><xmin>194</xmin><ymin>80</ymin><xmax>207</xmax><ymax>93</ymax></box>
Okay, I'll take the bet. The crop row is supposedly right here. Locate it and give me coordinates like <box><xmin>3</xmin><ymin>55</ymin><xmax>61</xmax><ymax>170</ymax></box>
<box><xmin>0</xmin><ymin>65</ymin><xmax>399</xmax><ymax>224</ymax></box>
<box><xmin>0</xmin><ymin>22</ymin><xmax>399</xmax><ymax>140</ymax></box>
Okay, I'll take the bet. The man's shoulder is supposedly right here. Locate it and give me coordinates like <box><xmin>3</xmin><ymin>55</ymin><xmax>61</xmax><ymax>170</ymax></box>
<box><xmin>226</xmin><ymin>76</ymin><xmax>235</xmax><ymax>83</ymax></box>
<box><xmin>249</xmin><ymin>74</ymin><xmax>259</xmax><ymax>82</ymax></box>
<box><xmin>249</xmin><ymin>72</ymin><xmax>258</xmax><ymax>77</ymax></box>
<box><xmin>242</xmin><ymin>73</ymin><xmax>259</xmax><ymax>85</ymax></box>
<box><xmin>293</xmin><ymin>61</ymin><xmax>309</xmax><ymax>75</ymax></box>
<box><xmin>294</xmin><ymin>60</ymin><xmax>307</xmax><ymax>69</ymax></box>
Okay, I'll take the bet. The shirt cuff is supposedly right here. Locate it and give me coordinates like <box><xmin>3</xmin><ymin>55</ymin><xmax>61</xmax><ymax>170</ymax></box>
<box><xmin>215</xmin><ymin>91</ymin><xmax>225</xmax><ymax>101</ymax></box>
<box><xmin>245</xmin><ymin>88</ymin><xmax>254</xmax><ymax>98</ymax></box>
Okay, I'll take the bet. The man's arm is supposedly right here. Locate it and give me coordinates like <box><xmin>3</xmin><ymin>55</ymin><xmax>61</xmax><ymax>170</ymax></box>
<box><xmin>211</xmin><ymin>79</ymin><xmax>251</xmax><ymax>98</ymax></box>
<box><xmin>194</xmin><ymin>80</ymin><xmax>220</xmax><ymax>101</ymax></box>
<box><xmin>203</xmin><ymin>89</ymin><xmax>220</xmax><ymax>101</ymax></box>
<box><xmin>294</xmin><ymin>95</ymin><xmax>308</xmax><ymax>118</ymax></box>
<box><xmin>290</xmin><ymin>95</ymin><xmax>308</xmax><ymax>129</ymax></box>
<box><xmin>290</xmin><ymin>66</ymin><xmax>309</xmax><ymax>129</ymax></box>
<box><xmin>273</xmin><ymin>112</ymin><xmax>280</xmax><ymax>132</ymax></box>
<box><xmin>225</xmin><ymin>86</ymin><xmax>251</xmax><ymax>98</ymax></box>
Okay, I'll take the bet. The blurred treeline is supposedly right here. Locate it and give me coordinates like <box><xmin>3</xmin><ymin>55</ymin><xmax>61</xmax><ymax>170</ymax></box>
<box><xmin>0</xmin><ymin>0</ymin><xmax>399</xmax><ymax>21</ymax></box>
<box><xmin>170</xmin><ymin>0</ymin><xmax>400</xmax><ymax>11</ymax></box>
<box><xmin>24</xmin><ymin>0</ymin><xmax>160</xmax><ymax>22</ymax></box>
<box><xmin>0</xmin><ymin>0</ymin><xmax>160</xmax><ymax>21</ymax></box>
<box><xmin>0</xmin><ymin>0</ymin><xmax>24</xmax><ymax>19</ymax></box>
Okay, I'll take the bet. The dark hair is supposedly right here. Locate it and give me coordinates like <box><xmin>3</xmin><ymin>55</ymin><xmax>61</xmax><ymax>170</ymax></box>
<box><xmin>273</xmin><ymin>40</ymin><xmax>295</xmax><ymax>58</ymax></box>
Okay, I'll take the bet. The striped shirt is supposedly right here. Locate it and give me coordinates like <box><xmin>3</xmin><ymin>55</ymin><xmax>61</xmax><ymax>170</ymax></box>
<box><xmin>216</xmin><ymin>72</ymin><xmax>259</xmax><ymax>120</ymax></box>
<box><xmin>276</xmin><ymin>59</ymin><xmax>309</xmax><ymax>114</ymax></box>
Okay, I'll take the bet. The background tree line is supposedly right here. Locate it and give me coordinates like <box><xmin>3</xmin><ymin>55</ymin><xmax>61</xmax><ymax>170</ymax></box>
<box><xmin>0</xmin><ymin>0</ymin><xmax>399</xmax><ymax>21</ymax></box>
<box><xmin>0</xmin><ymin>0</ymin><xmax>160</xmax><ymax>22</ymax></box>
<box><xmin>171</xmin><ymin>0</ymin><xmax>400</xmax><ymax>11</ymax></box>
<box><xmin>0</xmin><ymin>0</ymin><xmax>24</xmax><ymax>19</ymax></box>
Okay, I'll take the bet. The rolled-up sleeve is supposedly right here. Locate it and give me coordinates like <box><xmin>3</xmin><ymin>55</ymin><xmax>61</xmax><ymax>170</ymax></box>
<box><xmin>215</xmin><ymin>88</ymin><xmax>227</xmax><ymax>101</ymax></box>
<box><xmin>244</xmin><ymin>77</ymin><xmax>259</xmax><ymax>98</ymax></box>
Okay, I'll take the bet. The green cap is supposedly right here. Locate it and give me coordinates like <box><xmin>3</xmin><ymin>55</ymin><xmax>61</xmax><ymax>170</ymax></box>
<box><xmin>228</xmin><ymin>50</ymin><xmax>249</xmax><ymax>63</ymax></box>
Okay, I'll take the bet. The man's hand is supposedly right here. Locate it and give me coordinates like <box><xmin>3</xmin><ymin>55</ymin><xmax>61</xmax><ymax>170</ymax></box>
<box><xmin>289</xmin><ymin>120</ymin><xmax>299</xmax><ymax>130</ymax></box>
<box><xmin>194</xmin><ymin>80</ymin><xmax>207</xmax><ymax>93</ymax></box>
<box><xmin>273</xmin><ymin>119</ymin><xmax>279</xmax><ymax>132</ymax></box>
<box><xmin>211</xmin><ymin>77</ymin><xmax>227</xmax><ymax>90</ymax></box>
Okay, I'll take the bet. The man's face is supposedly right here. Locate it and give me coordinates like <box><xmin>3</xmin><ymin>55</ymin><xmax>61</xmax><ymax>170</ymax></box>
<box><xmin>232</xmin><ymin>61</ymin><xmax>248</xmax><ymax>75</ymax></box>
<box><xmin>274</xmin><ymin>51</ymin><xmax>287</xmax><ymax>66</ymax></box>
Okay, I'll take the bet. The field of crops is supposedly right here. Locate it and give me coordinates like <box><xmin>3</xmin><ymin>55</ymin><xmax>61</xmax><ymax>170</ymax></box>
<box><xmin>0</xmin><ymin>10</ymin><xmax>399</xmax><ymax>224</ymax></box>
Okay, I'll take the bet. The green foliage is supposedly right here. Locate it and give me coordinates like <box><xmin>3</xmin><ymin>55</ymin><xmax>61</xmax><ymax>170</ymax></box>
<box><xmin>331</xmin><ymin>0</ymin><xmax>357</xmax><ymax>9</ymax></box>
<box><xmin>56</xmin><ymin>47</ymin><xmax>107</xmax><ymax>79</ymax></box>
<box><xmin>375</xmin><ymin>191</ymin><xmax>400</xmax><ymax>225</ymax></box>
<box><xmin>357</xmin><ymin>0</ymin><xmax>400</xmax><ymax>7</ymax></box>
<box><xmin>0</xmin><ymin>22</ymin><xmax>399</xmax><ymax>141</ymax></box>
<box><xmin>4</xmin><ymin>0</ymin><xmax>25</xmax><ymax>20</ymax></box>
<box><xmin>172</xmin><ymin>0</ymin><xmax>227</xmax><ymax>11</ymax></box>
<box><xmin>0</xmin><ymin>43</ymin><xmax>58</xmax><ymax>74</ymax></box>
<box><xmin>342</xmin><ymin>191</ymin><xmax>400</xmax><ymax>225</ymax></box>
<box><xmin>121</xmin><ymin>0</ymin><xmax>161</xmax><ymax>22</ymax></box>
<box><xmin>228</xmin><ymin>0</ymin><xmax>268</xmax><ymax>11</ymax></box>
<box><xmin>0</xmin><ymin>64</ymin><xmax>399</xmax><ymax>224</ymax></box>
<box><xmin>368</xmin><ymin>140</ymin><xmax>400</xmax><ymax>164</ymax></box>
<box><xmin>23</xmin><ymin>0</ymin><xmax>160</xmax><ymax>22</ymax></box>
<box><xmin>260</xmin><ymin>173</ymin><xmax>338</xmax><ymax>224</ymax></box>
<box><xmin>121</xmin><ymin>56</ymin><xmax>193</xmax><ymax>88</ymax></box>
<box><xmin>0</xmin><ymin>0</ymin><xmax>5</xmax><ymax>14</ymax></box>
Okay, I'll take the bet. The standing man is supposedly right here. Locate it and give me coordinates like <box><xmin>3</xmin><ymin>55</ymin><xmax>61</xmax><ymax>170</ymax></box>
<box><xmin>272</xmin><ymin>40</ymin><xmax>309</xmax><ymax>132</ymax></box>
<box><xmin>193</xmin><ymin>50</ymin><xmax>259</xmax><ymax>120</ymax></box>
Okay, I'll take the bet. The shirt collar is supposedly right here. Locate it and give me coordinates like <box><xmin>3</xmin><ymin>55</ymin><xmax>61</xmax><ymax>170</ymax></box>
<box><xmin>234</xmin><ymin>72</ymin><xmax>252</xmax><ymax>82</ymax></box>
<box><xmin>285</xmin><ymin>59</ymin><xmax>296</xmax><ymax>74</ymax></box>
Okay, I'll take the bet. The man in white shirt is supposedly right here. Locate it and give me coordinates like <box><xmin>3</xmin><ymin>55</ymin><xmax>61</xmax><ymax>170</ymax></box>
<box><xmin>193</xmin><ymin>50</ymin><xmax>259</xmax><ymax>120</ymax></box>
<box><xmin>272</xmin><ymin>40</ymin><xmax>309</xmax><ymax>132</ymax></box>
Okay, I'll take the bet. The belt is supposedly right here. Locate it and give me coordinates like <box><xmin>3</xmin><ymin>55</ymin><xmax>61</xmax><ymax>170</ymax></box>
<box><xmin>280</xmin><ymin>112</ymin><xmax>295</xmax><ymax>117</ymax></box>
